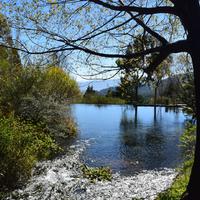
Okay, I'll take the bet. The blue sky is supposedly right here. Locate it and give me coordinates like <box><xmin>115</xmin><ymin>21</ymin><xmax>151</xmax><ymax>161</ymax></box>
<box><xmin>0</xmin><ymin>0</ymin><xmax>186</xmax><ymax>82</ymax></box>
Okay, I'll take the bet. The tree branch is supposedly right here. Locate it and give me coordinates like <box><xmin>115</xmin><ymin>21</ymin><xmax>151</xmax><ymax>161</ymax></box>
<box><xmin>0</xmin><ymin>39</ymin><xmax>188</xmax><ymax>61</ymax></box>
<box><xmin>144</xmin><ymin>40</ymin><xmax>189</xmax><ymax>74</ymax></box>
<box><xmin>88</xmin><ymin>0</ymin><xmax>177</xmax><ymax>15</ymax></box>
<box><xmin>144</xmin><ymin>52</ymin><xmax>169</xmax><ymax>74</ymax></box>
<box><xmin>63</xmin><ymin>39</ymin><xmax>188</xmax><ymax>58</ymax></box>
<box><xmin>130</xmin><ymin>16</ymin><xmax>168</xmax><ymax>45</ymax></box>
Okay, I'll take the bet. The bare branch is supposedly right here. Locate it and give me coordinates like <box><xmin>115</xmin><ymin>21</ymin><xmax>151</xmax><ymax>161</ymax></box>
<box><xmin>118</xmin><ymin>0</ymin><xmax>168</xmax><ymax>45</ymax></box>
<box><xmin>63</xmin><ymin>39</ymin><xmax>188</xmax><ymax>59</ymax></box>
<box><xmin>88</xmin><ymin>0</ymin><xmax>177</xmax><ymax>15</ymax></box>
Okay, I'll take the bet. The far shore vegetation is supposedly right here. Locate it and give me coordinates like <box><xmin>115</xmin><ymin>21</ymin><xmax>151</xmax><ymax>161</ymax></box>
<box><xmin>77</xmin><ymin>78</ymin><xmax>187</xmax><ymax>106</ymax></box>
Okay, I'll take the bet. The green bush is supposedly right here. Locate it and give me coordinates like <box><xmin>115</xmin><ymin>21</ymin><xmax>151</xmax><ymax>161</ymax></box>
<box><xmin>81</xmin><ymin>165</ymin><xmax>112</xmax><ymax>182</ymax></box>
<box><xmin>44</xmin><ymin>66</ymin><xmax>80</xmax><ymax>102</ymax></box>
<box><xmin>18</xmin><ymin>95</ymin><xmax>77</xmax><ymax>137</ymax></box>
<box><xmin>0</xmin><ymin>66</ymin><xmax>79</xmax><ymax>137</ymax></box>
<box><xmin>0</xmin><ymin>115</ymin><xmax>60</xmax><ymax>190</ymax></box>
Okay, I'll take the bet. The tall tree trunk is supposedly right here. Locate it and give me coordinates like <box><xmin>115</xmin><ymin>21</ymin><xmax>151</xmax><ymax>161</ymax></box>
<box><xmin>154</xmin><ymin>85</ymin><xmax>158</xmax><ymax>121</ymax></box>
<box><xmin>154</xmin><ymin>86</ymin><xmax>157</xmax><ymax>106</ymax></box>
<box><xmin>134</xmin><ymin>105</ymin><xmax>138</xmax><ymax>126</ymax></box>
<box><xmin>183</xmin><ymin>48</ymin><xmax>200</xmax><ymax>200</ymax></box>
<box><xmin>135</xmin><ymin>85</ymin><xmax>138</xmax><ymax>104</ymax></box>
<box><xmin>181</xmin><ymin>2</ymin><xmax>200</xmax><ymax>198</ymax></box>
<box><xmin>134</xmin><ymin>85</ymin><xmax>138</xmax><ymax>126</ymax></box>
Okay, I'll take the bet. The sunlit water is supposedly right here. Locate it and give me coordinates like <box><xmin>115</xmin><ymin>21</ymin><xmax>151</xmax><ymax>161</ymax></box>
<box><xmin>72</xmin><ymin>104</ymin><xmax>187</xmax><ymax>175</ymax></box>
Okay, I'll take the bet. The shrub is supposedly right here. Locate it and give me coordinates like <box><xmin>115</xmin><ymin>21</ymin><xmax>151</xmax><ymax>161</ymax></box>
<box><xmin>81</xmin><ymin>165</ymin><xmax>112</xmax><ymax>182</ymax></box>
<box><xmin>0</xmin><ymin>115</ymin><xmax>60</xmax><ymax>190</ymax></box>
<box><xmin>44</xmin><ymin>66</ymin><xmax>80</xmax><ymax>102</ymax></box>
<box><xmin>17</xmin><ymin>95</ymin><xmax>77</xmax><ymax>137</ymax></box>
<box><xmin>0</xmin><ymin>66</ymin><xmax>79</xmax><ymax>137</ymax></box>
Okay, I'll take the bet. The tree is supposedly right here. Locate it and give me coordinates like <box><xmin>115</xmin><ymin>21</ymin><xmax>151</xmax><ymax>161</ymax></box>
<box><xmin>117</xmin><ymin>71</ymin><xmax>142</xmax><ymax>104</ymax></box>
<box><xmin>0</xmin><ymin>13</ymin><xmax>21</xmax><ymax>71</ymax></box>
<box><xmin>2</xmin><ymin>0</ymin><xmax>200</xmax><ymax>198</ymax></box>
<box><xmin>150</xmin><ymin>57</ymin><xmax>171</xmax><ymax>106</ymax></box>
<box><xmin>162</xmin><ymin>77</ymin><xmax>181</xmax><ymax>104</ymax></box>
<box><xmin>44</xmin><ymin>66</ymin><xmax>80</xmax><ymax>102</ymax></box>
<box><xmin>84</xmin><ymin>85</ymin><xmax>96</xmax><ymax>97</ymax></box>
<box><xmin>177</xmin><ymin>55</ymin><xmax>196</xmax><ymax>119</ymax></box>
<box><xmin>116</xmin><ymin>36</ymin><xmax>147</xmax><ymax>104</ymax></box>
<box><xmin>180</xmin><ymin>74</ymin><xmax>196</xmax><ymax>118</ymax></box>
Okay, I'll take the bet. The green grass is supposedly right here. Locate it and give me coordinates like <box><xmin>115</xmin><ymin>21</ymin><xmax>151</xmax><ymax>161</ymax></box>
<box><xmin>156</xmin><ymin>160</ymin><xmax>192</xmax><ymax>200</ymax></box>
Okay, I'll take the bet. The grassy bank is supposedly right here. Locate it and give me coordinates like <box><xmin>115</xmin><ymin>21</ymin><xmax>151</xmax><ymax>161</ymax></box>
<box><xmin>76</xmin><ymin>94</ymin><xmax>183</xmax><ymax>106</ymax></box>
<box><xmin>156</xmin><ymin>160</ymin><xmax>192</xmax><ymax>200</ymax></box>
<box><xmin>78</xmin><ymin>95</ymin><xmax>126</xmax><ymax>104</ymax></box>
<box><xmin>157</xmin><ymin>122</ymin><xmax>195</xmax><ymax>200</ymax></box>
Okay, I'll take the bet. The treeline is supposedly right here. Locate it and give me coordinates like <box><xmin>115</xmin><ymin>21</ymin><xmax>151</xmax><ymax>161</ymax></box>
<box><xmin>80</xmin><ymin>75</ymin><xmax>190</xmax><ymax>106</ymax></box>
<box><xmin>0</xmin><ymin>14</ymin><xmax>80</xmax><ymax>193</ymax></box>
<box><xmin>79</xmin><ymin>85</ymin><xmax>125</xmax><ymax>104</ymax></box>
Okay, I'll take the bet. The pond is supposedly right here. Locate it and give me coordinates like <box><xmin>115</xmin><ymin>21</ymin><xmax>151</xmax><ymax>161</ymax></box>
<box><xmin>72</xmin><ymin>104</ymin><xmax>187</xmax><ymax>175</ymax></box>
<box><xmin>6</xmin><ymin>104</ymin><xmax>188</xmax><ymax>200</ymax></box>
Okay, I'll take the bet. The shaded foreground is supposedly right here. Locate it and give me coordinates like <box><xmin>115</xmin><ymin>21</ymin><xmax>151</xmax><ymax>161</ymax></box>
<box><xmin>5</xmin><ymin>140</ymin><xmax>177</xmax><ymax>200</ymax></box>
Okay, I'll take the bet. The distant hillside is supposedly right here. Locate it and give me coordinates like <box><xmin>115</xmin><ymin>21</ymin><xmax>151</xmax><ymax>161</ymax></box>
<box><xmin>78</xmin><ymin>79</ymin><xmax>120</xmax><ymax>92</ymax></box>
<box><xmin>98</xmin><ymin>85</ymin><xmax>154</xmax><ymax>97</ymax></box>
<box><xmin>79</xmin><ymin>75</ymin><xmax>180</xmax><ymax>97</ymax></box>
<box><xmin>98</xmin><ymin>75</ymin><xmax>180</xmax><ymax>97</ymax></box>
<box><xmin>98</xmin><ymin>87</ymin><xmax>117</xmax><ymax>96</ymax></box>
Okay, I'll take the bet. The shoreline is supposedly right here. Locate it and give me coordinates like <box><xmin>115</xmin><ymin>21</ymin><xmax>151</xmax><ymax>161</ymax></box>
<box><xmin>73</xmin><ymin>102</ymin><xmax>185</xmax><ymax>107</ymax></box>
<box><xmin>5</xmin><ymin>140</ymin><xmax>178</xmax><ymax>200</ymax></box>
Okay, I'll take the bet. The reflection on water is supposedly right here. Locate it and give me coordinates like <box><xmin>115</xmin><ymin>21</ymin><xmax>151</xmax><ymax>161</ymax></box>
<box><xmin>72</xmin><ymin>104</ymin><xmax>186</xmax><ymax>175</ymax></box>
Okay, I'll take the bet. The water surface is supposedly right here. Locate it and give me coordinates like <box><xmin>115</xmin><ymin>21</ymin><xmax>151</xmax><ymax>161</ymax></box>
<box><xmin>72</xmin><ymin>104</ymin><xmax>187</xmax><ymax>175</ymax></box>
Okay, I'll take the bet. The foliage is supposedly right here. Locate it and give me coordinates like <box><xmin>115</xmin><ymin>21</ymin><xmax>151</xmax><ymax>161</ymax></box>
<box><xmin>83</xmin><ymin>85</ymin><xmax>96</xmax><ymax>97</ymax></box>
<box><xmin>0</xmin><ymin>65</ymin><xmax>79</xmax><ymax>137</ymax></box>
<box><xmin>117</xmin><ymin>72</ymin><xmax>142</xmax><ymax>104</ymax></box>
<box><xmin>116</xmin><ymin>36</ymin><xmax>148</xmax><ymax>104</ymax></box>
<box><xmin>81</xmin><ymin>85</ymin><xmax>126</xmax><ymax>104</ymax></box>
<box><xmin>44</xmin><ymin>66</ymin><xmax>80</xmax><ymax>102</ymax></box>
<box><xmin>0</xmin><ymin>13</ymin><xmax>21</xmax><ymax>70</ymax></box>
<box><xmin>116</xmin><ymin>34</ymin><xmax>172</xmax><ymax>105</ymax></box>
<box><xmin>180</xmin><ymin>122</ymin><xmax>196</xmax><ymax>160</ymax></box>
<box><xmin>81</xmin><ymin>165</ymin><xmax>112</xmax><ymax>182</ymax></box>
<box><xmin>179</xmin><ymin>74</ymin><xmax>196</xmax><ymax>119</ymax></box>
<box><xmin>81</xmin><ymin>94</ymin><xmax>125</xmax><ymax>104</ymax></box>
<box><xmin>0</xmin><ymin>115</ymin><xmax>60</xmax><ymax>190</ymax></box>
<box><xmin>148</xmin><ymin>96</ymin><xmax>173</xmax><ymax>105</ymax></box>
<box><xmin>161</xmin><ymin>78</ymin><xmax>181</xmax><ymax>105</ymax></box>
<box><xmin>18</xmin><ymin>96</ymin><xmax>77</xmax><ymax>137</ymax></box>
